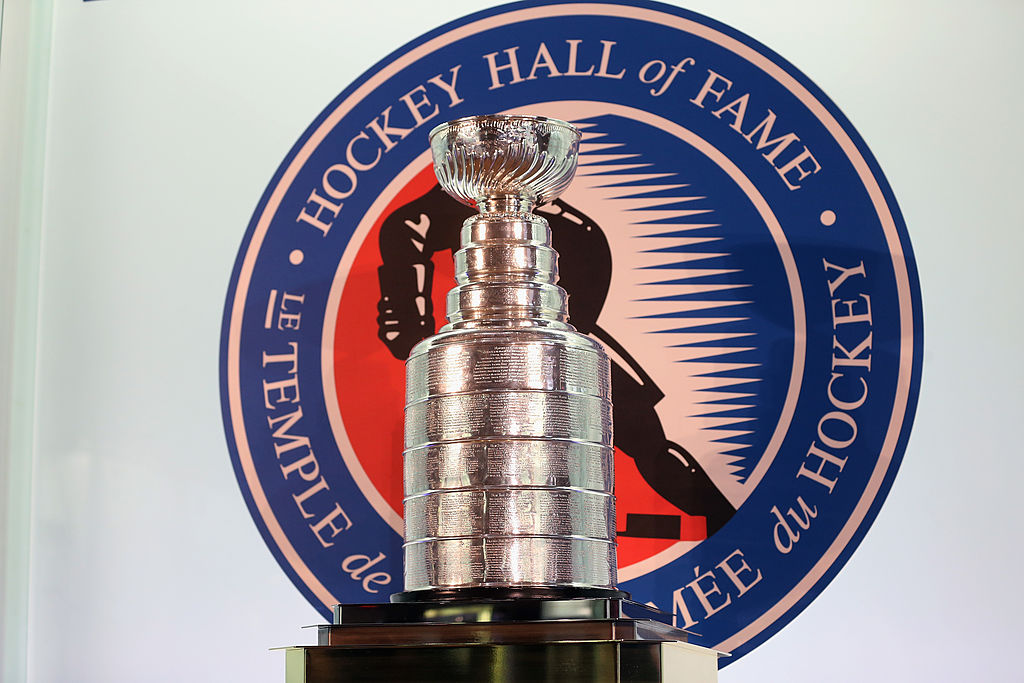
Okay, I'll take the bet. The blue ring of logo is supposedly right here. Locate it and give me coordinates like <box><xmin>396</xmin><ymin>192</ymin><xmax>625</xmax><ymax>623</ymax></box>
<box><xmin>220</xmin><ymin>0</ymin><xmax>922</xmax><ymax>663</ymax></box>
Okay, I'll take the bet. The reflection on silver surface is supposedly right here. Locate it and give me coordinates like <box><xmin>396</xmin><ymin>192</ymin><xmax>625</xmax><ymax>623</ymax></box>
<box><xmin>402</xmin><ymin>115</ymin><xmax>618</xmax><ymax>592</ymax></box>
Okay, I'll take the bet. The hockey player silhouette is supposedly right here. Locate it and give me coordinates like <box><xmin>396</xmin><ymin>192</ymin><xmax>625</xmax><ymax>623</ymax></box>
<box><xmin>375</xmin><ymin>184</ymin><xmax>736</xmax><ymax>535</ymax></box>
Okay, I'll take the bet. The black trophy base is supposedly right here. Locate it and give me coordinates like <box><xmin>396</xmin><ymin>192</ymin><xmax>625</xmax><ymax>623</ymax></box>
<box><xmin>391</xmin><ymin>584</ymin><xmax>629</xmax><ymax>603</ymax></box>
<box><xmin>284</xmin><ymin>596</ymin><xmax>721</xmax><ymax>682</ymax></box>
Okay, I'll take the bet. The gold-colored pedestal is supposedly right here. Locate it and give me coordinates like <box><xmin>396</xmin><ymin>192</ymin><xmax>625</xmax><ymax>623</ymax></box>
<box><xmin>284</xmin><ymin>598</ymin><xmax>721</xmax><ymax>682</ymax></box>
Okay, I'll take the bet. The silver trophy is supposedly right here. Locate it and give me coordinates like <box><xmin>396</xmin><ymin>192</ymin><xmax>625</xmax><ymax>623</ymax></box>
<box><xmin>400</xmin><ymin>115</ymin><xmax>618</xmax><ymax>597</ymax></box>
<box><xmin>286</xmin><ymin>116</ymin><xmax>717</xmax><ymax>681</ymax></box>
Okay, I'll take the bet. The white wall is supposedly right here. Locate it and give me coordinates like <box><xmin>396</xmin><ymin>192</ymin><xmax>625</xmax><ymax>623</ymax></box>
<box><xmin>8</xmin><ymin>0</ymin><xmax>1023</xmax><ymax>681</ymax></box>
<box><xmin>2</xmin><ymin>1</ymin><xmax>52</xmax><ymax>681</ymax></box>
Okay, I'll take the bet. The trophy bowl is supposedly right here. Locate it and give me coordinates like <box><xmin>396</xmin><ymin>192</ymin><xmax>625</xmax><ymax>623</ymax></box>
<box><xmin>428</xmin><ymin>114</ymin><xmax>581</xmax><ymax>209</ymax></box>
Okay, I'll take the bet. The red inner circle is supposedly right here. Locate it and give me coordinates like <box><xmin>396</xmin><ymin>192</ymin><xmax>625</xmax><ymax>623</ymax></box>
<box><xmin>332</xmin><ymin>166</ymin><xmax>706</xmax><ymax>570</ymax></box>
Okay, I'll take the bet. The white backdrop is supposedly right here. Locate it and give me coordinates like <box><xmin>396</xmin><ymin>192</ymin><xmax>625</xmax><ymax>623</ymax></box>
<box><xmin>7</xmin><ymin>0</ymin><xmax>1023</xmax><ymax>681</ymax></box>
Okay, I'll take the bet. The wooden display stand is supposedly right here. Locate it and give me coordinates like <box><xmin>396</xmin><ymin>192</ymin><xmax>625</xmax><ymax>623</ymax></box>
<box><xmin>284</xmin><ymin>597</ymin><xmax>722</xmax><ymax>682</ymax></box>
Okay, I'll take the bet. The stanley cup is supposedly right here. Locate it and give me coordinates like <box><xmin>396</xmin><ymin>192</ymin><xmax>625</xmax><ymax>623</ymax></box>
<box><xmin>400</xmin><ymin>115</ymin><xmax>618</xmax><ymax>596</ymax></box>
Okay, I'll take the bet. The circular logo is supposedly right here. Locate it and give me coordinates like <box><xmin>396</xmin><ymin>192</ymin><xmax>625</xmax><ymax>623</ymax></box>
<box><xmin>220</xmin><ymin>0</ymin><xmax>921</xmax><ymax>663</ymax></box>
